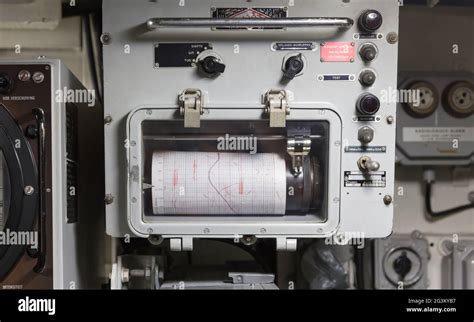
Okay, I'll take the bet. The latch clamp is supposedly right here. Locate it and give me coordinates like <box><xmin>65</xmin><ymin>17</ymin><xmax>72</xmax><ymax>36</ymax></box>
<box><xmin>287</xmin><ymin>135</ymin><xmax>311</xmax><ymax>176</ymax></box>
<box><xmin>264</xmin><ymin>89</ymin><xmax>290</xmax><ymax>128</ymax></box>
<box><xmin>179</xmin><ymin>89</ymin><xmax>204</xmax><ymax>128</ymax></box>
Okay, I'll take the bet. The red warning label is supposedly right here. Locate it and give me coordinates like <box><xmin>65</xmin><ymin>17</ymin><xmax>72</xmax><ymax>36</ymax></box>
<box><xmin>320</xmin><ymin>42</ymin><xmax>355</xmax><ymax>62</ymax></box>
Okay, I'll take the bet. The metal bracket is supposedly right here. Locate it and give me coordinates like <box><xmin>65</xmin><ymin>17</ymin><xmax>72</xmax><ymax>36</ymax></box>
<box><xmin>287</xmin><ymin>135</ymin><xmax>311</xmax><ymax>176</ymax></box>
<box><xmin>276</xmin><ymin>238</ymin><xmax>298</xmax><ymax>252</ymax></box>
<box><xmin>179</xmin><ymin>89</ymin><xmax>204</xmax><ymax>128</ymax></box>
<box><xmin>264</xmin><ymin>89</ymin><xmax>290</xmax><ymax>128</ymax></box>
<box><xmin>169</xmin><ymin>238</ymin><xmax>194</xmax><ymax>251</ymax></box>
<box><xmin>228</xmin><ymin>272</ymin><xmax>276</xmax><ymax>285</ymax></box>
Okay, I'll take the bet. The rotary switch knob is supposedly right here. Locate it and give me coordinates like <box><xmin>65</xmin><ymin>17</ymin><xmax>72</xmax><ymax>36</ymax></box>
<box><xmin>283</xmin><ymin>54</ymin><xmax>305</xmax><ymax>80</ymax></box>
<box><xmin>359</xmin><ymin>70</ymin><xmax>376</xmax><ymax>87</ymax></box>
<box><xmin>356</xmin><ymin>93</ymin><xmax>380</xmax><ymax>115</ymax></box>
<box><xmin>359</xmin><ymin>44</ymin><xmax>378</xmax><ymax>62</ymax></box>
<box><xmin>198</xmin><ymin>56</ymin><xmax>226</xmax><ymax>77</ymax></box>
<box><xmin>393</xmin><ymin>252</ymin><xmax>413</xmax><ymax>282</ymax></box>
<box><xmin>0</xmin><ymin>73</ymin><xmax>13</xmax><ymax>94</ymax></box>
<box><xmin>359</xmin><ymin>10</ymin><xmax>383</xmax><ymax>32</ymax></box>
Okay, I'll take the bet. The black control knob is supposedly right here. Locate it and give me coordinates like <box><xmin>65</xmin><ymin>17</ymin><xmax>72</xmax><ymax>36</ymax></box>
<box><xmin>283</xmin><ymin>54</ymin><xmax>304</xmax><ymax>80</ymax></box>
<box><xmin>0</xmin><ymin>73</ymin><xmax>13</xmax><ymax>94</ymax></box>
<box><xmin>359</xmin><ymin>44</ymin><xmax>377</xmax><ymax>62</ymax></box>
<box><xmin>25</xmin><ymin>125</ymin><xmax>38</xmax><ymax>139</ymax></box>
<box><xmin>198</xmin><ymin>56</ymin><xmax>226</xmax><ymax>77</ymax></box>
<box><xmin>359</xmin><ymin>9</ymin><xmax>383</xmax><ymax>32</ymax></box>
<box><xmin>356</xmin><ymin>93</ymin><xmax>380</xmax><ymax>115</ymax></box>
<box><xmin>359</xmin><ymin>70</ymin><xmax>376</xmax><ymax>87</ymax></box>
<box><xmin>393</xmin><ymin>252</ymin><xmax>412</xmax><ymax>281</ymax></box>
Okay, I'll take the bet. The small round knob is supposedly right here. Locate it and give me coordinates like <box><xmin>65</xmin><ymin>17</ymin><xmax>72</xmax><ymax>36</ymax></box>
<box><xmin>359</xmin><ymin>70</ymin><xmax>376</xmax><ymax>87</ymax></box>
<box><xmin>198</xmin><ymin>56</ymin><xmax>226</xmax><ymax>77</ymax></box>
<box><xmin>357</xmin><ymin>93</ymin><xmax>380</xmax><ymax>115</ymax></box>
<box><xmin>359</xmin><ymin>44</ymin><xmax>378</xmax><ymax>62</ymax></box>
<box><xmin>359</xmin><ymin>10</ymin><xmax>383</xmax><ymax>32</ymax></box>
<box><xmin>283</xmin><ymin>54</ymin><xmax>304</xmax><ymax>80</ymax></box>
<box><xmin>25</xmin><ymin>125</ymin><xmax>38</xmax><ymax>139</ymax></box>
<box><xmin>0</xmin><ymin>73</ymin><xmax>13</xmax><ymax>94</ymax></box>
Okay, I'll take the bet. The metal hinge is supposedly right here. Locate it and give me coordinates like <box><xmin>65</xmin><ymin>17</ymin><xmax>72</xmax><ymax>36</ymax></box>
<box><xmin>179</xmin><ymin>89</ymin><xmax>204</xmax><ymax>128</ymax></box>
<box><xmin>264</xmin><ymin>89</ymin><xmax>290</xmax><ymax>128</ymax></box>
<box><xmin>287</xmin><ymin>135</ymin><xmax>311</xmax><ymax>176</ymax></box>
<box><xmin>169</xmin><ymin>238</ymin><xmax>193</xmax><ymax>252</ymax></box>
<box><xmin>276</xmin><ymin>238</ymin><xmax>298</xmax><ymax>252</ymax></box>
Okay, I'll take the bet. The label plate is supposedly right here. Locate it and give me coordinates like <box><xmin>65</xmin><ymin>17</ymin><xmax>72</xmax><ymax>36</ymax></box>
<box><xmin>272</xmin><ymin>42</ymin><xmax>316</xmax><ymax>51</ymax></box>
<box><xmin>344</xmin><ymin>171</ymin><xmax>386</xmax><ymax>188</ymax></box>
<box><xmin>154</xmin><ymin>43</ymin><xmax>212</xmax><ymax>68</ymax></box>
<box><xmin>212</xmin><ymin>7</ymin><xmax>287</xmax><ymax>29</ymax></box>
<box><xmin>320</xmin><ymin>42</ymin><xmax>355</xmax><ymax>62</ymax></box>
<box><xmin>345</xmin><ymin>146</ymin><xmax>387</xmax><ymax>153</ymax></box>
<box><xmin>403</xmin><ymin>127</ymin><xmax>474</xmax><ymax>142</ymax></box>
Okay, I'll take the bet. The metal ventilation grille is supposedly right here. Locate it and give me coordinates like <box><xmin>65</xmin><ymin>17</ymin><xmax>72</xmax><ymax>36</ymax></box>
<box><xmin>66</xmin><ymin>103</ymin><xmax>78</xmax><ymax>223</ymax></box>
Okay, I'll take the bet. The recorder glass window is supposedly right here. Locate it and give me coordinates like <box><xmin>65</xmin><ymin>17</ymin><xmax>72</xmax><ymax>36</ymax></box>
<box><xmin>141</xmin><ymin>120</ymin><xmax>328</xmax><ymax>220</ymax></box>
<box><xmin>0</xmin><ymin>151</ymin><xmax>11</xmax><ymax>231</ymax></box>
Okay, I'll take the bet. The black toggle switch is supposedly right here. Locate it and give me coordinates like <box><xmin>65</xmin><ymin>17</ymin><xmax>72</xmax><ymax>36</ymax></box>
<box><xmin>283</xmin><ymin>54</ymin><xmax>304</xmax><ymax>80</ymax></box>
<box><xmin>0</xmin><ymin>73</ymin><xmax>13</xmax><ymax>94</ymax></box>
<box><xmin>359</xmin><ymin>9</ymin><xmax>383</xmax><ymax>32</ymax></box>
<box><xmin>198</xmin><ymin>56</ymin><xmax>226</xmax><ymax>77</ymax></box>
<box><xmin>360</xmin><ymin>44</ymin><xmax>377</xmax><ymax>62</ymax></box>
<box><xmin>359</xmin><ymin>70</ymin><xmax>376</xmax><ymax>87</ymax></box>
<box><xmin>356</xmin><ymin>93</ymin><xmax>380</xmax><ymax>115</ymax></box>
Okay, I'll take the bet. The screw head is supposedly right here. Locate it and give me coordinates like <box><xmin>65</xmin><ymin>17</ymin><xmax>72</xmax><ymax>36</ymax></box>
<box><xmin>412</xmin><ymin>230</ymin><xmax>423</xmax><ymax>240</ymax></box>
<box><xmin>383</xmin><ymin>195</ymin><xmax>393</xmax><ymax>205</ymax></box>
<box><xmin>468</xmin><ymin>191</ymin><xmax>474</xmax><ymax>203</ymax></box>
<box><xmin>24</xmin><ymin>186</ymin><xmax>35</xmax><ymax>195</ymax></box>
<box><xmin>457</xmin><ymin>244</ymin><xmax>466</xmax><ymax>252</ymax></box>
<box><xmin>104</xmin><ymin>115</ymin><xmax>113</xmax><ymax>125</ymax></box>
<box><xmin>18</xmin><ymin>70</ymin><xmax>31</xmax><ymax>82</ymax></box>
<box><xmin>104</xmin><ymin>194</ymin><xmax>114</xmax><ymax>205</ymax></box>
<box><xmin>387</xmin><ymin>32</ymin><xmax>399</xmax><ymax>44</ymax></box>
<box><xmin>32</xmin><ymin>72</ymin><xmax>45</xmax><ymax>84</ymax></box>
<box><xmin>100</xmin><ymin>33</ymin><xmax>112</xmax><ymax>45</ymax></box>
<box><xmin>387</xmin><ymin>115</ymin><xmax>394</xmax><ymax>124</ymax></box>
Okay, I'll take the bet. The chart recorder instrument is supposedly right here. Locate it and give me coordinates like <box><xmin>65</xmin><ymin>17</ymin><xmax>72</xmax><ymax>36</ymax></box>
<box><xmin>102</xmin><ymin>0</ymin><xmax>400</xmax><ymax>251</ymax></box>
